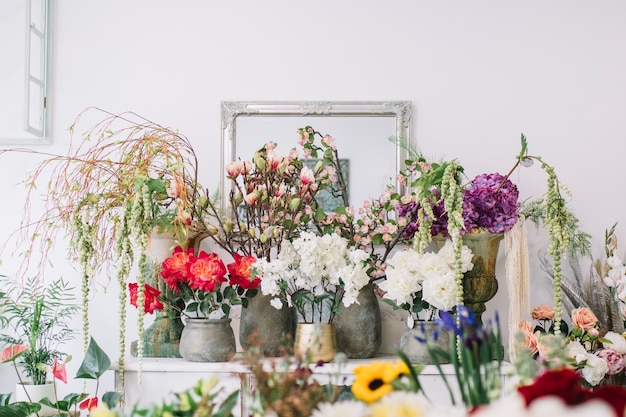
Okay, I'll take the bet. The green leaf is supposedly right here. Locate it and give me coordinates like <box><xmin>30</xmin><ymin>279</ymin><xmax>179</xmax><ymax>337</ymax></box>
<box><xmin>75</xmin><ymin>337</ymin><xmax>111</xmax><ymax>379</ymax></box>
<box><xmin>102</xmin><ymin>391</ymin><xmax>123</xmax><ymax>409</ymax></box>
<box><xmin>222</xmin><ymin>304</ymin><xmax>231</xmax><ymax>316</ymax></box>
<box><xmin>215</xmin><ymin>389</ymin><xmax>240</xmax><ymax>417</ymax></box>
<box><xmin>0</xmin><ymin>404</ymin><xmax>30</xmax><ymax>417</ymax></box>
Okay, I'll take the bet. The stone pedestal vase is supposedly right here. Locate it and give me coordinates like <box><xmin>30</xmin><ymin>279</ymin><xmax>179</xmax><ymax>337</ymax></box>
<box><xmin>15</xmin><ymin>382</ymin><xmax>58</xmax><ymax>416</ymax></box>
<box><xmin>434</xmin><ymin>230</ymin><xmax>504</xmax><ymax>324</ymax></box>
<box><xmin>399</xmin><ymin>321</ymin><xmax>450</xmax><ymax>364</ymax></box>
<box><xmin>460</xmin><ymin>230</ymin><xmax>504</xmax><ymax>324</ymax></box>
<box><xmin>179</xmin><ymin>318</ymin><xmax>236</xmax><ymax>362</ymax></box>
<box><xmin>334</xmin><ymin>283</ymin><xmax>382</xmax><ymax>358</ymax></box>
<box><xmin>239</xmin><ymin>293</ymin><xmax>295</xmax><ymax>356</ymax></box>
<box><xmin>294</xmin><ymin>322</ymin><xmax>336</xmax><ymax>363</ymax></box>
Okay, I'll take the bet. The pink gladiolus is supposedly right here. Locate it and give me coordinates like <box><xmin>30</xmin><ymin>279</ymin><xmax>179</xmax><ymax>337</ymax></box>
<box><xmin>52</xmin><ymin>357</ymin><xmax>67</xmax><ymax>383</ymax></box>
<box><xmin>0</xmin><ymin>345</ymin><xmax>29</xmax><ymax>363</ymax></box>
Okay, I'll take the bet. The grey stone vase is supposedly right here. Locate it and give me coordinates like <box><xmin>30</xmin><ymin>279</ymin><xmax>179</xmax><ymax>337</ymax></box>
<box><xmin>239</xmin><ymin>292</ymin><xmax>296</xmax><ymax>356</ymax></box>
<box><xmin>179</xmin><ymin>318</ymin><xmax>236</xmax><ymax>362</ymax></box>
<box><xmin>334</xmin><ymin>283</ymin><xmax>382</xmax><ymax>358</ymax></box>
<box><xmin>399</xmin><ymin>321</ymin><xmax>450</xmax><ymax>364</ymax></box>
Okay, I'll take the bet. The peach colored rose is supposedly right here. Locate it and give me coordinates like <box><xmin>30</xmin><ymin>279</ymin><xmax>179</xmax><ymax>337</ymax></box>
<box><xmin>531</xmin><ymin>304</ymin><xmax>555</xmax><ymax>321</ymax></box>
<box><xmin>518</xmin><ymin>320</ymin><xmax>540</xmax><ymax>355</ymax></box>
<box><xmin>571</xmin><ymin>307</ymin><xmax>598</xmax><ymax>330</ymax></box>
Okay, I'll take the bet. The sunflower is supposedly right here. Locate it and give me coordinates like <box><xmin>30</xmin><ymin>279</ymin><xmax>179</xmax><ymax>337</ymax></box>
<box><xmin>351</xmin><ymin>360</ymin><xmax>410</xmax><ymax>403</ymax></box>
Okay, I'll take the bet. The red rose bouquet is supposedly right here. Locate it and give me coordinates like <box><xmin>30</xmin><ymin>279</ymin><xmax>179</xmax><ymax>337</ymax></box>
<box><xmin>129</xmin><ymin>246</ymin><xmax>260</xmax><ymax>318</ymax></box>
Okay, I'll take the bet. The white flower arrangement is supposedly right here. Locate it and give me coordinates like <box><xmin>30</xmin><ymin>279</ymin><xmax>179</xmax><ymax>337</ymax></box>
<box><xmin>255</xmin><ymin>231</ymin><xmax>370</xmax><ymax>323</ymax></box>
<box><xmin>378</xmin><ymin>239</ymin><xmax>473</xmax><ymax>327</ymax></box>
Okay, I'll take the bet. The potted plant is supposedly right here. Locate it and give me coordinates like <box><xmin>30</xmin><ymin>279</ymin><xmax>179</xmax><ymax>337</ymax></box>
<box><xmin>254</xmin><ymin>231</ymin><xmax>371</xmax><ymax>362</ymax></box>
<box><xmin>200</xmin><ymin>137</ymin><xmax>336</xmax><ymax>355</ymax></box>
<box><xmin>0</xmin><ymin>108</ymin><xmax>216</xmax><ymax>377</ymax></box>
<box><xmin>0</xmin><ymin>276</ymin><xmax>78</xmax><ymax>414</ymax></box>
<box><xmin>129</xmin><ymin>245</ymin><xmax>258</xmax><ymax>362</ymax></box>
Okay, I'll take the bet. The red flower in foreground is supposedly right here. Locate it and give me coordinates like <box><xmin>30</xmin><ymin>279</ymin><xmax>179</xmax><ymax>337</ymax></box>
<box><xmin>187</xmin><ymin>251</ymin><xmax>227</xmax><ymax>293</ymax></box>
<box><xmin>161</xmin><ymin>246</ymin><xmax>195</xmax><ymax>292</ymax></box>
<box><xmin>52</xmin><ymin>357</ymin><xmax>67</xmax><ymax>383</ymax></box>
<box><xmin>518</xmin><ymin>368</ymin><xmax>586</xmax><ymax>407</ymax></box>
<box><xmin>227</xmin><ymin>254</ymin><xmax>261</xmax><ymax>290</ymax></box>
<box><xmin>128</xmin><ymin>283</ymin><xmax>164</xmax><ymax>314</ymax></box>
<box><xmin>0</xmin><ymin>345</ymin><xmax>29</xmax><ymax>363</ymax></box>
<box><xmin>79</xmin><ymin>397</ymin><xmax>98</xmax><ymax>411</ymax></box>
<box><xmin>518</xmin><ymin>367</ymin><xmax>626</xmax><ymax>417</ymax></box>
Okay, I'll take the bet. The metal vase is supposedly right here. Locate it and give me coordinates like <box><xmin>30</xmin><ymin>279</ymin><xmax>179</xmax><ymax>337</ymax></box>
<box><xmin>179</xmin><ymin>318</ymin><xmax>236</xmax><ymax>362</ymax></box>
<box><xmin>334</xmin><ymin>283</ymin><xmax>382</xmax><ymax>358</ymax></box>
<box><xmin>294</xmin><ymin>322</ymin><xmax>337</xmax><ymax>363</ymax></box>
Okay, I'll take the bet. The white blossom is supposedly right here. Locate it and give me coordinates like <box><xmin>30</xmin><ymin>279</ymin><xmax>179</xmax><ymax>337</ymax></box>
<box><xmin>580</xmin><ymin>353</ymin><xmax>609</xmax><ymax>386</ymax></box>
<box><xmin>437</xmin><ymin>239</ymin><xmax>474</xmax><ymax>273</ymax></box>
<box><xmin>421</xmin><ymin>270</ymin><xmax>458</xmax><ymax>311</ymax></box>
<box><xmin>603</xmin><ymin>331</ymin><xmax>626</xmax><ymax>354</ymax></box>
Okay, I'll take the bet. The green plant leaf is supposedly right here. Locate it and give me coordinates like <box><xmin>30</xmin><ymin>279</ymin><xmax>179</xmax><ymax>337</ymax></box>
<box><xmin>75</xmin><ymin>337</ymin><xmax>111</xmax><ymax>379</ymax></box>
<box><xmin>102</xmin><ymin>391</ymin><xmax>123</xmax><ymax>409</ymax></box>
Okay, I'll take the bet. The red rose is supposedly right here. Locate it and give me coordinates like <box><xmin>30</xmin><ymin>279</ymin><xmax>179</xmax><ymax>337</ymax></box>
<box><xmin>589</xmin><ymin>385</ymin><xmax>626</xmax><ymax>417</ymax></box>
<box><xmin>161</xmin><ymin>246</ymin><xmax>194</xmax><ymax>292</ymax></box>
<box><xmin>227</xmin><ymin>253</ymin><xmax>261</xmax><ymax>290</ymax></box>
<box><xmin>187</xmin><ymin>251</ymin><xmax>227</xmax><ymax>293</ymax></box>
<box><xmin>518</xmin><ymin>368</ymin><xmax>587</xmax><ymax>407</ymax></box>
<box><xmin>128</xmin><ymin>283</ymin><xmax>164</xmax><ymax>314</ymax></box>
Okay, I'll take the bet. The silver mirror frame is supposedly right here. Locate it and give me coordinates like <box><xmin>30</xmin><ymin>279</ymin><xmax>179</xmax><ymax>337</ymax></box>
<box><xmin>220</xmin><ymin>100</ymin><xmax>413</xmax><ymax>212</ymax></box>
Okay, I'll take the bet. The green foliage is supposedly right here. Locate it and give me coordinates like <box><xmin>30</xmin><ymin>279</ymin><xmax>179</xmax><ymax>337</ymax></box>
<box><xmin>0</xmin><ymin>277</ymin><xmax>78</xmax><ymax>385</ymax></box>
<box><xmin>75</xmin><ymin>337</ymin><xmax>111</xmax><ymax>380</ymax></box>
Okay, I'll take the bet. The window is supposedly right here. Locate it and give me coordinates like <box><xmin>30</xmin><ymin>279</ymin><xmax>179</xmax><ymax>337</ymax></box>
<box><xmin>0</xmin><ymin>0</ymin><xmax>51</xmax><ymax>144</ymax></box>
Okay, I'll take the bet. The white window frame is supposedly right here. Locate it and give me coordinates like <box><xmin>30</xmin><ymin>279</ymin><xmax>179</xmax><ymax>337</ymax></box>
<box><xmin>0</xmin><ymin>0</ymin><xmax>52</xmax><ymax>145</ymax></box>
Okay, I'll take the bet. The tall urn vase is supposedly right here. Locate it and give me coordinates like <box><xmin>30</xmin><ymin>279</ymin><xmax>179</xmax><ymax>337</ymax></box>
<box><xmin>459</xmin><ymin>230</ymin><xmax>504</xmax><ymax>323</ymax></box>
<box><xmin>334</xmin><ymin>283</ymin><xmax>382</xmax><ymax>358</ymax></box>
<box><xmin>435</xmin><ymin>230</ymin><xmax>503</xmax><ymax>324</ymax></box>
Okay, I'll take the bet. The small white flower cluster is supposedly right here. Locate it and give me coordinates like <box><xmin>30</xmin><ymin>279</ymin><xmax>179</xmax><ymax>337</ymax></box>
<box><xmin>378</xmin><ymin>240</ymin><xmax>473</xmax><ymax>326</ymax></box>
<box><xmin>604</xmin><ymin>254</ymin><xmax>626</xmax><ymax>316</ymax></box>
<box><xmin>256</xmin><ymin>231</ymin><xmax>371</xmax><ymax>315</ymax></box>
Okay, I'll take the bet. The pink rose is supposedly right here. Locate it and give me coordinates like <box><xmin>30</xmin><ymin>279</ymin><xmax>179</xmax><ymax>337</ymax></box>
<box><xmin>531</xmin><ymin>305</ymin><xmax>555</xmax><ymax>320</ymax></box>
<box><xmin>596</xmin><ymin>349</ymin><xmax>625</xmax><ymax>375</ymax></box>
<box><xmin>571</xmin><ymin>307</ymin><xmax>598</xmax><ymax>330</ymax></box>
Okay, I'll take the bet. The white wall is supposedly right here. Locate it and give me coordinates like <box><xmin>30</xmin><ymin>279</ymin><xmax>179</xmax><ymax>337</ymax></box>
<box><xmin>1</xmin><ymin>0</ymin><xmax>625</xmax><ymax>399</ymax></box>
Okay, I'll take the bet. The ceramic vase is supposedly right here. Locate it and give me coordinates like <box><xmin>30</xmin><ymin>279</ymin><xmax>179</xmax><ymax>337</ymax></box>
<box><xmin>294</xmin><ymin>322</ymin><xmax>336</xmax><ymax>363</ymax></box>
<box><xmin>334</xmin><ymin>283</ymin><xmax>382</xmax><ymax>358</ymax></box>
<box><xmin>399</xmin><ymin>321</ymin><xmax>450</xmax><ymax>364</ymax></box>
<box><xmin>15</xmin><ymin>382</ymin><xmax>58</xmax><ymax>416</ymax></box>
<box><xmin>239</xmin><ymin>292</ymin><xmax>295</xmax><ymax>356</ymax></box>
<box><xmin>179</xmin><ymin>318</ymin><xmax>236</xmax><ymax>362</ymax></box>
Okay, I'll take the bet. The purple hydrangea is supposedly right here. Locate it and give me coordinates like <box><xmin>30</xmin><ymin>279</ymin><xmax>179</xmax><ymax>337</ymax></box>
<box><xmin>462</xmin><ymin>173</ymin><xmax>519</xmax><ymax>234</ymax></box>
<box><xmin>398</xmin><ymin>173</ymin><xmax>519</xmax><ymax>239</ymax></box>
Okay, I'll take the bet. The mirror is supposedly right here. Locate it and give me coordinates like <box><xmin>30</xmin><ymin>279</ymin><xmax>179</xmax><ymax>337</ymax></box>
<box><xmin>220</xmin><ymin>101</ymin><xmax>413</xmax><ymax>212</ymax></box>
